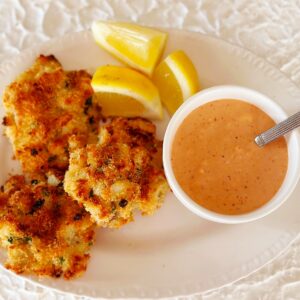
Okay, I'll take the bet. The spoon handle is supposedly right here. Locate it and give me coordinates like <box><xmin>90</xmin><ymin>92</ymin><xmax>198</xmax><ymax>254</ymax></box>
<box><xmin>255</xmin><ymin>111</ymin><xmax>300</xmax><ymax>147</ymax></box>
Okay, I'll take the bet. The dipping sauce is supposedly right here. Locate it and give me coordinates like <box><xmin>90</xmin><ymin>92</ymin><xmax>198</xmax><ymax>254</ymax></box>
<box><xmin>171</xmin><ymin>99</ymin><xmax>288</xmax><ymax>215</ymax></box>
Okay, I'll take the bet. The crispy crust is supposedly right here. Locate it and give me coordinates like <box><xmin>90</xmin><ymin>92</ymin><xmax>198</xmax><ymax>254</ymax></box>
<box><xmin>0</xmin><ymin>175</ymin><xmax>95</xmax><ymax>279</ymax></box>
<box><xmin>64</xmin><ymin>117</ymin><xmax>169</xmax><ymax>228</ymax></box>
<box><xmin>0</xmin><ymin>54</ymin><xmax>169</xmax><ymax>280</ymax></box>
<box><xmin>2</xmin><ymin>55</ymin><xmax>101</xmax><ymax>180</ymax></box>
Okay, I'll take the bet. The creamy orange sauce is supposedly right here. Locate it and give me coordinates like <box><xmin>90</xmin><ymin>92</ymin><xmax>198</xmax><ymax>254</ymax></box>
<box><xmin>171</xmin><ymin>99</ymin><xmax>288</xmax><ymax>215</ymax></box>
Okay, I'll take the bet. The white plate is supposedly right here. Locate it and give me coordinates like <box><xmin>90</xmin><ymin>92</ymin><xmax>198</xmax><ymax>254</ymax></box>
<box><xmin>1</xmin><ymin>29</ymin><xmax>300</xmax><ymax>299</ymax></box>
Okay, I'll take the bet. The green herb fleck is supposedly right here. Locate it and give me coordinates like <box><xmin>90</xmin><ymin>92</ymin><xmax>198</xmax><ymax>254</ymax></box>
<box><xmin>85</xmin><ymin>97</ymin><xmax>92</xmax><ymax>106</ymax></box>
<box><xmin>96</xmin><ymin>166</ymin><xmax>104</xmax><ymax>173</ymax></box>
<box><xmin>2</xmin><ymin>116</ymin><xmax>9</xmax><ymax>126</ymax></box>
<box><xmin>89</xmin><ymin>116</ymin><xmax>94</xmax><ymax>124</ymax></box>
<box><xmin>7</xmin><ymin>237</ymin><xmax>13</xmax><ymax>244</ymax></box>
<box><xmin>73</xmin><ymin>213</ymin><xmax>82</xmax><ymax>221</ymax></box>
<box><xmin>29</xmin><ymin>199</ymin><xmax>45</xmax><ymax>214</ymax></box>
<box><xmin>64</xmin><ymin>81</ymin><xmax>70</xmax><ymax>88</ymax></box>
<box><xmin>31</xmin><ymin>148</ymin><xmax>38</xmax><ymax>156</ymax></box>
<box><xmin>42</xmin><ymin>188</ymin><xmax>50</xmax><ymax>197</ymax></box>
<box><xmin>47</xmin><ymin>155</ymin><xmax>57</xmax><ymax>163</ymax></box>
<box><xmin>57</xmin><ymin>182</ymin><xmax>63</xmax><ymax>188</ymax></box>
<box><xmin>136</xmin><ymin>168</ymin><xmax>143</xmax><ymax>176</ymax></box>
<box><xmin>111</xmin><ymin>202</ymin><xmax>116</xmax><ymax>212</ymax></box>
<box><xmin>119</xmin><ymin>199</ymin><xmax>128</xmax><ymax>208</ymax></box>
<box><xmin>59</xmin><ymin>256</ymin><xmax>65</xmax><ymax>264</ymax></box>
<box><xmin>104</xmin><ymin>158</ymin><xmax>111</xmax><ymax>165</ymax></box>
<box><xmin>23</xmin><ymin>236</ymin><xmax>32</xmax><ymax>243</ymax></box>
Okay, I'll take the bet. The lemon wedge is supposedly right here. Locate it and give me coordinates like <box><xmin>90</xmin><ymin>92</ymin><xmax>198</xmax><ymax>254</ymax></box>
<box><xmin>152</xmin><ymin>50</ymin><xmax>200</xmax><ymax>115</ymax></box>
<box><xmin>91</xmin><ymin>65</ymin><xmax>163</xmax><ymax>119</ymax></box>
<box><xmin>91</xmin><ymin>21</ymin><xmax>167</xmax><ymax>76</ymax></box>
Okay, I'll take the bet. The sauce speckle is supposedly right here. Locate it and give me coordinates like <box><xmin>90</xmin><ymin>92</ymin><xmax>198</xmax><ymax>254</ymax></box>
<box><xmin>171</xmin><ymin>99</ymin><xmax>288</xmax><ymax>214</ymax></box>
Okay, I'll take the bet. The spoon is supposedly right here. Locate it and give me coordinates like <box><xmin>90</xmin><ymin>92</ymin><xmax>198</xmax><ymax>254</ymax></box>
<box><xmin>255</xmin><ymin>111</ymin><xmax>300</xmax><ymax>147</ymax></box>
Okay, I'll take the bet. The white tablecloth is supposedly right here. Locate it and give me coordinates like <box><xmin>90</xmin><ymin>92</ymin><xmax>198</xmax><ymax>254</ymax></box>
<box><xmin>1</xmin><ymin>1</ymin><xmax>300</xmax><ymax>299</ymax></box>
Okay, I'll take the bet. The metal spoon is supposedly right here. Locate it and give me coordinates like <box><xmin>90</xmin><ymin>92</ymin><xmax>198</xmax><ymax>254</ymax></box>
<box><xmin>255</xmin><ymin>111</ymin><xmax>300</xmax><ymax>147</ymax></box>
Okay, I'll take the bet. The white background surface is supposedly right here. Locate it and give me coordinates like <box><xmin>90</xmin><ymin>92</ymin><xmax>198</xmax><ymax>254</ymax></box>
<box><xmin>1</xmin><ymin>0</ymin><xmax>300</xmax><ymax>299</ymax></box>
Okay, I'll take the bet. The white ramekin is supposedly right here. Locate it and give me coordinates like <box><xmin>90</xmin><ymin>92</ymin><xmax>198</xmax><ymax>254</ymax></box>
<box><xmin>163</xmin><ymin>85</ymin><xmax>300</xmax><ymax>224</ymax></box>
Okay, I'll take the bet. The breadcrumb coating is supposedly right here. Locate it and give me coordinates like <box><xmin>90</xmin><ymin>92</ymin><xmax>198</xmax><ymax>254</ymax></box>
<box><xmin>0</xmin><ymin>54</ymin><xmax>169</xmax><ymax>281</ymax></box>
<box><xmin>64</xmin><ymin>117</ymin><xmax>169</xmax><ymax>228</ymax></box>
<box><xmin>2</xmin><ymin>55</ymin><xmax>101</xmax><ymax>181</ymax></box>
<box><xmin>0</xmin><ymin>175</ymin><xmax>95</xmax><ymax>279</ymax></box>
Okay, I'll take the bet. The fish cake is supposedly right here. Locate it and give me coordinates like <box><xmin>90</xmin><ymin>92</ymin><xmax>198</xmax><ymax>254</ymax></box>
<box><xmin>64</xmin><ymin>117</ymin><xmax>169</xmax><ymax>228</ymax></box>
<box><xmin>2</xmin><ymin>55</ymin><xmax>101</xmax><ymax>181</ymax></box>
<box><xmin>0</xmin><ymin>175</ymin><xmax>95</xmax><ymax>279</ymax></box>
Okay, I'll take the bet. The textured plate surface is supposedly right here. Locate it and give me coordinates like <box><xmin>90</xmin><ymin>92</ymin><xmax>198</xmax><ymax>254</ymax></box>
<box><xmin>1</xmin><ymin>29</ymin><xmax>300</xmax><ymax>299</ymax></box>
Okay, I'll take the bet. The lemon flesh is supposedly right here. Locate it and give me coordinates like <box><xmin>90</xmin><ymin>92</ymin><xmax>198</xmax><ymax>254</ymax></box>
<box><xmin>91</xmin><ymin>65</ymin><xmax>163</xmax><ymax>120</ymax></box>
<box><xmin>153</xmin><ymin>50</ymin><xmax>200</xmax><ymax>115</ymax></box>
<box><xmin>92</xmin><ymin>21</ymin><xmax>167</xmax><ymax>76</ymax></box>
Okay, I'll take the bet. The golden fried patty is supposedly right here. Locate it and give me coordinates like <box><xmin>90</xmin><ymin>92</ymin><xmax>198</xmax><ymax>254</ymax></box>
<box><xmin>0</xmin><ymin>175</ymin><xmax>95</xmax><ymax>279</ymax></box>
<box><xmin>64</xmin><ymin>117</ymin><xmax>169</xmax><ymax>228</ymax></box>
<box><xmin>2</xmin><ymin>55</ymin><xmax>101</xmax><ymax>181</ymax></box>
